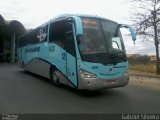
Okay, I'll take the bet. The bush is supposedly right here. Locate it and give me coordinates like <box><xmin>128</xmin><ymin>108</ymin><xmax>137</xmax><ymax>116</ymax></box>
<box><xmin>128</xmin><ymin>55</ymin><xmax>149</xmax><ymax>64</ymax></box>
<box><xmin>127</xmin><ymin>54</ymin><xmax>156</xmax><ymax>73</ymax></box>
<box><xmin>129</xmin><ymin>63</ymin><xmax>156</xmax><ymax>73</ymax></box>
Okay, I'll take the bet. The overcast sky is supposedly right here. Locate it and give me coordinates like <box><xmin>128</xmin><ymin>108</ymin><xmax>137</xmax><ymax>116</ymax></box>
<box><xmin>0</xmin><ymin>0</ymin><xmax>157</xmax><ymax>55</ymax></box>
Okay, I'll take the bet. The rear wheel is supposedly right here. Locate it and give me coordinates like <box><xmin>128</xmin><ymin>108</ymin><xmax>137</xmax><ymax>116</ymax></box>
<box><xmin>51</xmin><ymin>69</ymin><xmax>60</xmax><ymax>86</ymax></box>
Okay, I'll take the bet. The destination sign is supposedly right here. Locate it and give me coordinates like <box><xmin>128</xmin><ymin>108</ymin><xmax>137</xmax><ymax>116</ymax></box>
<box><xmin>82</xmin><ymin>20</ymin><xmax>97</xmax><ymax>25</ymax></box>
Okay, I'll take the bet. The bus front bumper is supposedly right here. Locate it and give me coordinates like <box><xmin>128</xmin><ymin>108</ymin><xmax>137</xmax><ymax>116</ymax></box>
<box><xmin>78</xmin><ymin>73</ymin><xmax>129</xmax><ymax>90</ymax></box>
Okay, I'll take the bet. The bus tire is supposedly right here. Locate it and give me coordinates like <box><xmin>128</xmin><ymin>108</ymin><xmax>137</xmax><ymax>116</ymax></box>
<box><xmin>51</xmin><ymin>69</ymin><xmax>60</xmax><ymax>86</ymax></box>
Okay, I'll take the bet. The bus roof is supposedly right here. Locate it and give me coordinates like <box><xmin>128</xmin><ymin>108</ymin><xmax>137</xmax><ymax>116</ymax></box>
<box><xmin>51</xmin><ymin>14</ymin><xmax>118</xmax><ymax>24</ymax></box>
<box><xmin>19</xmin><ymin>14</ymin><xmax>118</xmax><ymax>39</ymax></box>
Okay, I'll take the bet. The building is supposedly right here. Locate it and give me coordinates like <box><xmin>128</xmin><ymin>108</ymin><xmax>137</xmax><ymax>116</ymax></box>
<box><xmin>0</xmin><ymin>15</ymin><xmax>26</xmax><ymax>63</ymax></box>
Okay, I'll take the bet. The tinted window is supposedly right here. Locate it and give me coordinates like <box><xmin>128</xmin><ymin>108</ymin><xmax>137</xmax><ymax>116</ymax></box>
<box><xmin>18</xmin><ymin>25</ymin><xmax>48</xmax><ymax>48</ymax></box>
<box><xmin>49</xmin><ymin>21</ymin><xmax>65</xmax><ymax>48</ymax></box>
<box><xmin>79</xmin><ymin>18</ymin><xmax>106</xmax><ymax>54</ymax></box>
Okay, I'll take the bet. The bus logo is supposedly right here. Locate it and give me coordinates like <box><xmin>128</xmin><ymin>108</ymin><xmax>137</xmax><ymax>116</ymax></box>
<box><xmin>37</xmin><ymin>26</ymin><xmax>48</xmax><ymax>42</ymax></box>
<box><xmin>108</xmin><ymin>64</ymin><xmax>113</xmax><ymax>72</ymax></box>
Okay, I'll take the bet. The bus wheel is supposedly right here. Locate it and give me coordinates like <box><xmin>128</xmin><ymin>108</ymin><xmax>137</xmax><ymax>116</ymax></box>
<box><xmin>51</xmin><ymin>70</ymin><xmax>60</xmax><ymax>86</ymax></box>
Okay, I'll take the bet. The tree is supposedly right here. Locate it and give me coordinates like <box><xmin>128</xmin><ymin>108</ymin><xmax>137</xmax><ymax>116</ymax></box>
<box><xmin>130</xmin><ymin>0</ymin><xmax>160</xmax><ymax>74</ymax></box>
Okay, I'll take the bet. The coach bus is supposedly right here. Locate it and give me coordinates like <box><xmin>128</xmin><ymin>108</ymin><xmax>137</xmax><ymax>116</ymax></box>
<box><xmin>17</xmin><ymin>14</ymin><xmax>136</xmax><ymax>90</ymax></box>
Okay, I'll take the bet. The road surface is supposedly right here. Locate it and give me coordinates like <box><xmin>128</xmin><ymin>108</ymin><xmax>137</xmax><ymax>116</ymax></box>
<box><xmin>0</xmin><ymin>63</ymin><xmax>160</xmax><ymax>114</ymax></box>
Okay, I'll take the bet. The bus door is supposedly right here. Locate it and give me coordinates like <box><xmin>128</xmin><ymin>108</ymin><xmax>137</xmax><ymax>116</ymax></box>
<box><xmin>48</xmin><ymin>20</ymin><xmax>67</xmax><ymax>76</ymax></box>
<box><xmin>64</xmin><ymin>22</ymin><xmax>78</xmax><ymax>87</ymax></box>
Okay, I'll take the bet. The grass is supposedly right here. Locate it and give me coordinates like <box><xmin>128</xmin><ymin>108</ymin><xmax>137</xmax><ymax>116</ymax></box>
<box><xmin>129</xmin><ymin>63</ymin><xmax>156</xmax><ymax>73</ymax></box>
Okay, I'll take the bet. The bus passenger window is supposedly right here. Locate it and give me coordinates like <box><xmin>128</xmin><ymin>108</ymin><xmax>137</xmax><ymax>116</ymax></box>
<box><xmin>37</xmin><ymin>25</ymin><xmax>48</xmax><ymax>42</ymax></box>
<box><xmin>49</xmin><ymin>21</ymin><xmax>65</xmax><ymax>48</ymax></box>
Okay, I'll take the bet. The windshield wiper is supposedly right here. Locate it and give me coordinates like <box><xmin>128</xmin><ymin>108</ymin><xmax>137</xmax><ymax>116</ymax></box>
<box><xmin>108</xmin><ymin>53</ymin><xmax>126</xmax><ymax>61</ymax></box>
<box><xmin>95</xmin><ymin>53</ymin><xmax>126</xmax><ymax>61</ymax></box>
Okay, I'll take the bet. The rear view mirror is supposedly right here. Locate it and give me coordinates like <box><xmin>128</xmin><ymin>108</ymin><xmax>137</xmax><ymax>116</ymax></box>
<box><xmin>118</xmin><ymin>24</ymin><xmax>136</xmax><ymax>43</ymax></box>
<box><xmin>72</xmin><ymin>16</ymin><xmax>83</xmax><ymax>36</ymax></box>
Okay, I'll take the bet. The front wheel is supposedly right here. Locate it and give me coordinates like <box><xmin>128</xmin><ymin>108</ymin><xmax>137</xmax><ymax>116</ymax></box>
<box><xmin>51</xmin><ymin>69</ymin><xmax>60</xmax><ymax>86</ymax></box>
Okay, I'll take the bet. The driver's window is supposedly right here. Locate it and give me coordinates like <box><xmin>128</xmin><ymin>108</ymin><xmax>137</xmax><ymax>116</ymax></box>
<box><xmin>112</xmin><ymin>37</ymin><xmax>122</xmax><ymax>50</ymax></box>
<box><xmin>112</xmin><ymin>41</ymin><xmax>119</xmax><ymax>49</ymax></box>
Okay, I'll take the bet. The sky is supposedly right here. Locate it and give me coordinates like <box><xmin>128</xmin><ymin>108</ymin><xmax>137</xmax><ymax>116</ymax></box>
<box><xmin>0</xmin><ymin>0</ymin><xmax>158</xmax><ymax>55</ymax></box>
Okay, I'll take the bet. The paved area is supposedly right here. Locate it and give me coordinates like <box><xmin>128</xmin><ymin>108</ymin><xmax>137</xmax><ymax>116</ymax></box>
<box><xmin>0</xmin><ymin>63</ymin><xmax>160</xmax><ymax>114</ymax></box>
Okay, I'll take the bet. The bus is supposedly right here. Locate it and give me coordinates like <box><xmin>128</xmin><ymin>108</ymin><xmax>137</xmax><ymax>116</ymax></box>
<box><xmin>17</xmin><ymin>14</ymin><xmax>136</xmax><ymax>90</ymax></box>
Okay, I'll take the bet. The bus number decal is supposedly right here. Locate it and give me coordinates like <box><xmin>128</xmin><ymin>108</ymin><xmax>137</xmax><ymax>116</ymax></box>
<box><xmin>62</xmin><ymin>53</ymin><xmax>66</xmax><ymax>60</ymax></box>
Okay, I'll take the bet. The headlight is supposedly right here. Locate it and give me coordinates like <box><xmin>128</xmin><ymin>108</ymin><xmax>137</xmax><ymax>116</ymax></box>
<box><xmin>79</xmin><ymin>69</ymin><xmax>97</xmax><ymax>79</ymax></box>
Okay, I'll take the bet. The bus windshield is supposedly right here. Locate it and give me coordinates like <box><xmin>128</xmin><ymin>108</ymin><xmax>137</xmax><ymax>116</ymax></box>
<box><xmin>78</xmin><ymin>17</ymin><xmax>126</xmax><ymax>64</ymax></box>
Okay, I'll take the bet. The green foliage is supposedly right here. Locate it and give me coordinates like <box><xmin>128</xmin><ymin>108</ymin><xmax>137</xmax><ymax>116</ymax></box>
<box><xmin>128</xmin><ymin>55</ymin><xmax>150</xmax><ymax>64</ymax></box>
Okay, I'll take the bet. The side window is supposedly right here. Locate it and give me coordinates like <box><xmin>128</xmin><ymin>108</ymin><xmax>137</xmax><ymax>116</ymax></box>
<box><xmin>65</xmin><ymin>22</ymin><xmax>76</xmax><ymax>56</ymax></box>
<box><xmin>17</xmin><ymin>25</ymin><xmax>48</xmax><ymax>48</ymax></box>
<box><xmin>49</xmin><ymin>21</ymin><xmax>65</xmax><ymax>48</ymax></box>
